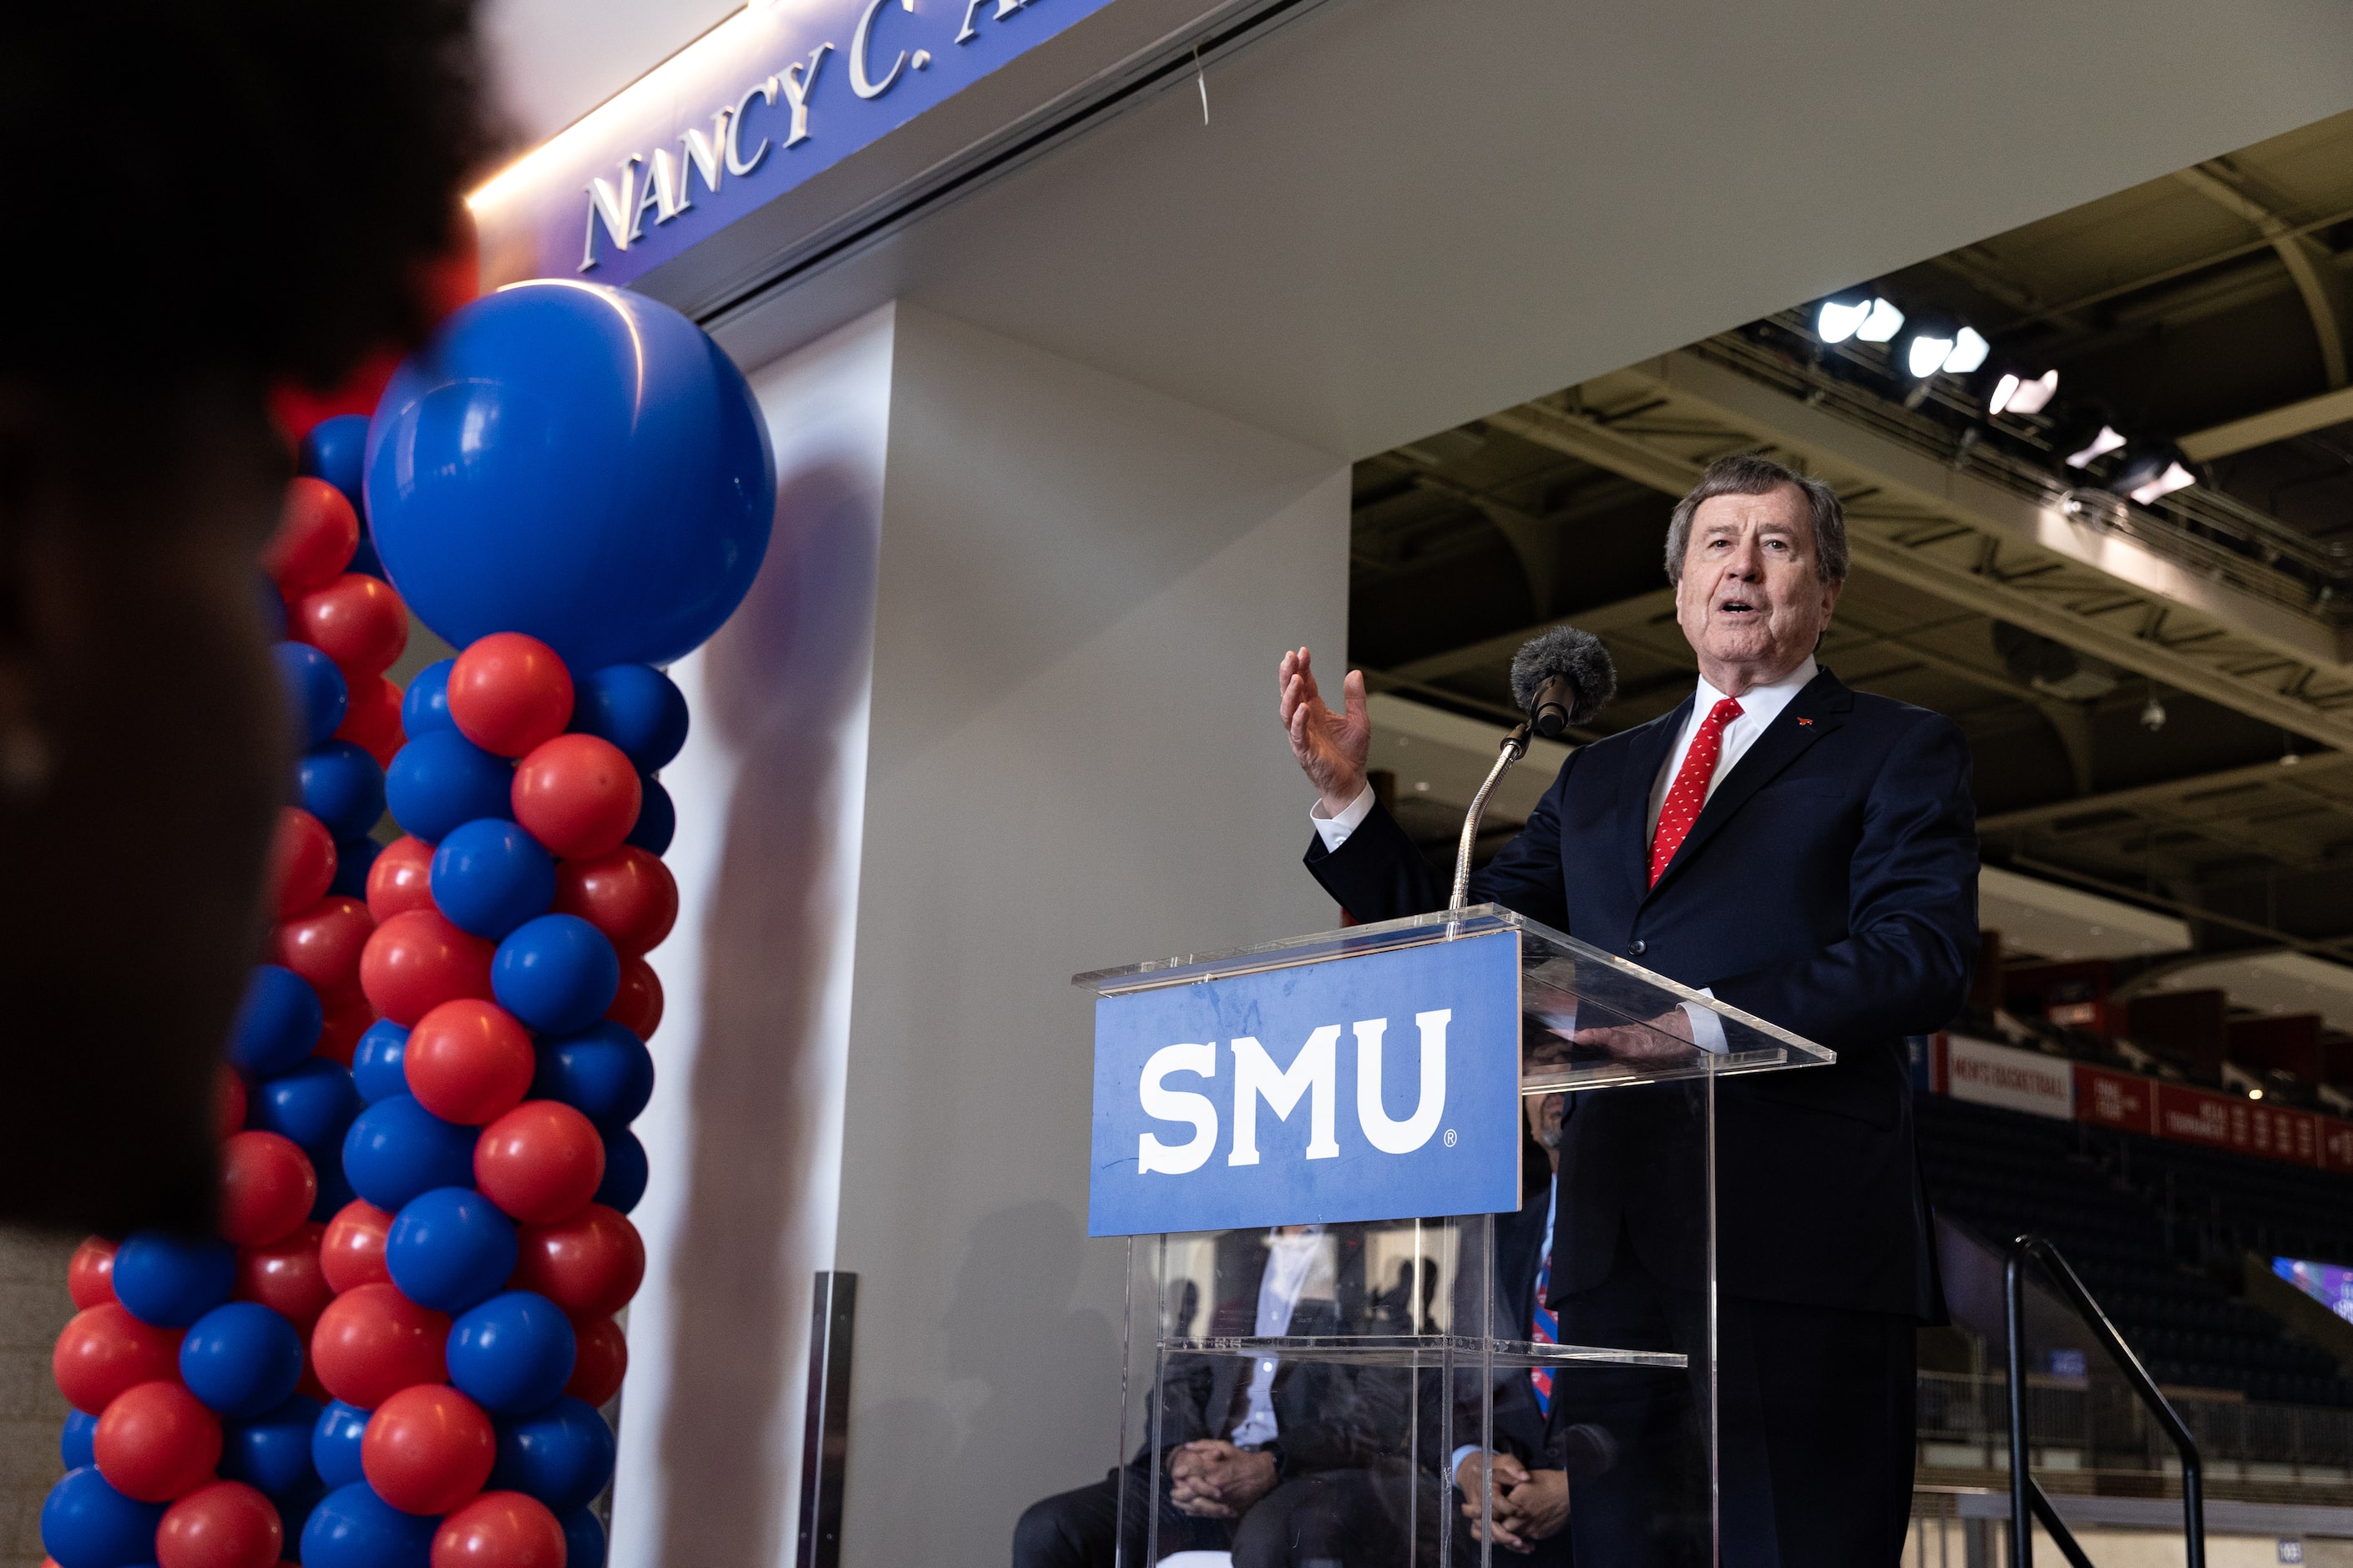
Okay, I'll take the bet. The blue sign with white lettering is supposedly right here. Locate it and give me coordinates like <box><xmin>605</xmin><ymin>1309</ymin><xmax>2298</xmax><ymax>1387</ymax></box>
<box><xmin>1088</xmin><ymin>932</ymin><xmax>1523</xmax><ymax>1237</ymax></box>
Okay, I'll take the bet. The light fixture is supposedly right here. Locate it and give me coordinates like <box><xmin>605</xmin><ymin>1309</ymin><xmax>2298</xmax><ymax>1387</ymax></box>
<box><xmin>2250</xmin><ymin>1088</ymin><xmax>2265</xmax><ymax>1100</ymax></box>
<box><xmin>1855</xmin><ymin>298</ymin><xmax>1905</xmax><ymax>343</ymax></box>
<box><xmin>1816</xmin><ymin>294</ymin><xmax>1875</xmax><ymax>344</ymax></box>
<box><xmin>2065</xmin><ymin>426</ymin><xmax>2128</xmax><ymax>468</ymax></box>
<box><xmin>1944</xmin><ymin>327</ymin><xmax>1991</xmax><ymax>374</ymax></box>
<box><xmin>2112</xmin><ymin>445</ymin><xmax>2197</xmax><ymax>505</ymax></box>
<box><xmin>2140</xmin><ymin>690</ymin><xmax>2167</xmax><ymax>731</ymax></box>
<box><xmin>1905</xmin><ymin>332</ymin><xmax>1956</xmax><ymax>377</ymax></box>
<box><xmin>2129</xmin><ymin>462</ymin><xmax>2197</xmax><ymax>505</ymax></box>
<box><xmin>1989</xmin><ymin>368</ymin><xmax>2059</xmax><ymax>417</ymax></box>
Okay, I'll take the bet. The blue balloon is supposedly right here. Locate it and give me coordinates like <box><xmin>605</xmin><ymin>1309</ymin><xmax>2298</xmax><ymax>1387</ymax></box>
<box><xmin>221</xmin><ymin>1393</ymin><xmax>324</xmax><ymax>1498</ymax></box>
<box><xmin>301</xmin><ymin>1481</ymin><xmax>438</xmax><ymax>1568</ymax></box>
<box><xmin>258</xmin><ymin>574</ymin><xmax>289</xmax><ymax>642</ymax></box>
<box><xmin>489</xmin><ymin>1396</ymin><xmax>615</xmax><ymax>1512</ymax></box>
<box><xmin>310</xmin><ymin>1154</ymin><xmax>359</xmax><ymax>1225</ymax></box>
<box><xmin>384</xmin><ymin>1187</ymin><xmax>518</xmax><ymax>1314</ymax></box>
<box><xmin>367</xmin><ymin>281</ymin><xmax>775</xmax><ymax>670</ymax></box>
<box><xmin>230</xmin><ymin>964</ymin><xmax>324</xmax><ymax>1077</ymax></box>
<box><xmin>329</xmin><ymin>835</ymin><xmax>383</xmax><ymax>900</ymax></box>
<box><xmin>430</xmin><ymin>818</ymin><xmax>556</xmax><ymax>940</ymax></box>
<box><xmin>351</xmin><ymin>1020</ymin><xmax>412</xmax><ymax>1105</ymax></box>
<box><xmin>342</xmin><ymin>1095</ymin><xmax>478</xmax><ymax>1212</ymax></box>
<box><xmin>112</xmin><ymin>1232</ymin><xmax>237</xmax><ymax>1328</ymax></box>
<box><xmin>276</xmin><ymin>642</ymin><xmax>350</xmax><ymax>749</ymax></box>
<box><xmin>312</xmin><ymin>1402</ymin><xmax>371</xmax><ymax>1490</ymax></box>
<box><xmin>43</xmin><ymin>1467</ymin><xmax>164</xmax><ymax>1568</ymax></box>
<box><xmin>402</xmin><ymin>659</ymin><xmax>455</xmax><ymax>739</ymax></box>
<box><xmin>446</xmin><ymin>1291</ymin><xmax>577</xmax><ymax>1415</ymax></box>
<box><xmin>493</xmin><ymin>915</ymin><xmax>619</xmax><ymax>1034</ymax></box>
<box><xmin>300</xmin><ymin>415</ymin><xmax>370</xmax><ymax>518</ymax></box>
<box><xmin>559</xmin><ymin>1508</ymin><xmax>607</xmax><ymax>1568</ymax></box>
<box><xmin>182</xmin><ymin>1301</ymin><xmax>305</xmax><ymax>1419</ymax></box>
<box><xmin>60</xmin><ymin>1408</ymin><xmax>96</xmax><ymax>1470</ymax></box>
<box><xmin>533</xmin><ymin>1022</ymin><xmax>652</xmax><ymax>1130</ymax></box>
<box><xmin>251</xmin><ymin>1057</ymin><xmax>362</xmax><ymax>1154</ymax></box>
<box><xmin>571</xmin><ymin>665</ymin><xmax>689</xmax><ymax>771</ymax></box>
<box><xmin>625</xmin><ymin>774</ymin><xmax>674</xmax><ymax>857</ymax></box>
<box><xmin>595</xmin><ymin>1128</ymin><xmax>647</xmax><ymax>1215</ymax></box>
<box><xmin>385</xmin><ymin>730</ymin><xmax>512</xmax><ymax>845</ymax></box>
<box><xmin>300</xmin><ymin>741</ymin><xmax>387</xmax><ymax>842</ymax></box>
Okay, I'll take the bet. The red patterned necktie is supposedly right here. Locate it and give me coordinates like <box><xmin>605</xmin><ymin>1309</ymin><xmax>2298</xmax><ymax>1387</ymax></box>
<box><xmin>1648</xmin><ymin>696</ymin><xmax>1743</xmax><ymax>887</ymax></box>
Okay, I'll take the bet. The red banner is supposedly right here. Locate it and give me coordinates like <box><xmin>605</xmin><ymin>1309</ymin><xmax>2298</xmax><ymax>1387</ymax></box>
<box><xmin>2074</xmin><ymin>1065</ymin><xmax>2156</xmax><ymax>1136</ymax></box>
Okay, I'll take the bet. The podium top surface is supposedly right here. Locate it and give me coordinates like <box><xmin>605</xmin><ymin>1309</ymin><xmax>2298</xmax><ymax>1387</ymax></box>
<box><xmin>1075</xmin><ymin>904</ymin><xmax>1834</xmax><ymax>1090</ymax></box>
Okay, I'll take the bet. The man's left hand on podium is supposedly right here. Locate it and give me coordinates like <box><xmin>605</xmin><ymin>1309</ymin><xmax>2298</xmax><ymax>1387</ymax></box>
<box><xmin>1167</xmin><ymin>1439</ymin><xmax>1278</xmax><ymax>1518</ymax></box>
<box><xmin>1571</xmin><ymin>1005</ymin><xmax>1696</xmax><ymax>1063</ymax></box>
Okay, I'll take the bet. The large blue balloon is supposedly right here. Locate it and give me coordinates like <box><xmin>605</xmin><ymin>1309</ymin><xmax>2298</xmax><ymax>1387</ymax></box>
<box><xmin>625</xmin><ymin>773</ymin><xmax>675</xmax><ymax>857</ymax></box>
<box><xmin>493</xmin><ymin>914</ymin><xmax>619</xmax><ymax>1034</ymax></box>
<box><xmin>60</xmin><ymin>1408</ymin><xmax>96</xmax><ymax>1470</ymax></box>
<box><xmin>367</xmin><ymin>282</ymin><xmax>775</xmax><ymax>670</ymax></box>
<box><xmin>182</xmin><ymin>1301</ymin><xmax>305</xmax><ymax>1419</ymax></box>
<box><xmin>276</xmin><ymin>642</ymin><xmax>350</xmax><ymax>749</ymax></box>
<box><xmin>230</xmin><ymin>964</ymin><xmax>324</xmax><ymax>1077</ymax></box>
<box><xmin>311</xmin><ymin>1401</ymin><xmax>371</xmax><ymax>1490</ymax></box>
<box><xmin>560</xmin><ymin>1508</ymin><xmax>608</xmax><ymax>1568</ymax></box>
<box><xmin>384</xmin><ymin>729</ymin><xmax>512</xmax><ymax>845</ymax></box>
<box><xmin>384</xmin><ymin>1187</ymin><xmax>518</xmax><ymax>1313</ymax></box>
<box><xmin>595</xmin><ymin>1127</ymin><xmax>647</xmax><ymax>1215</ymax></box>
<box><xmin>221</xmin><ymin>1393</ymin><xmax>325</xmax><ymax>1498</ymax></box>
<box><xmin>42</xmin><ymin>1467</ymin><xmax>164</xmax><ymax>1568</ymax></box>
<box><xmin>330</xmin><ymin>834</ymin><xmax>384</xmax><ymax>900</ymax></box>
<box><xmin>402</xmin><ymin>658</ymin><xmax>455</xmax><ymax>739</ymax></box>
<box><xmin>532</xmin><ymin>1022</ymin><xmax>653</xmax><ymax>1129</ymax></box>
<box><xmin>301</xmin><ymin>1481</ymin><xmax>438</xmax><ymax>1568</ymax></box>
<box><xmin>250</xmin><ymin>1057</ymin><xmax>363</xmax><ymax>1155</ymax></box>
<box><xmin>300</xmin><ymin>741</ymin><xmax>387</xmax><ymax>842</ymax></box>
<box><xmin>351</xmin><ymin>1020</ymin><xmax>412</xmax><ymax>1105</ymax></box>
<box><xmin>447</xmin><ymin>1291</ymin><xmax>577</xmax><ymax>1415</ymax></box>
<box><xmin>489</xmin><ymin>1396</ymin><xmax>615</xmax><ymax>1512</ymax></box>
<box><xmin>342</xmin><ymin>1095</ymin><xmax>478</xmax><ymax>1212</ymax></box>
<box><xmin>112</xmin><ymin>1232</ymin><xmax>237</xmax><ymax>1328</ymax></box>
<box><xmin>431</xmin><ymin>818</ymin><xmax>556</xmax><ymax>940</ymax></box>
<box><xmin>571</xmin><ymin>665</ymin><xmax>689</xmax><ymax>771</ymax></box>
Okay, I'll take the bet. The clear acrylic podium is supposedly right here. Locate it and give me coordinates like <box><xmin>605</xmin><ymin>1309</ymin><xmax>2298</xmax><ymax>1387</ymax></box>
<box><xmin>1076</xmin><ymin>906</ymin><xmax>1835</xmax><ymax>1566</ymax></box>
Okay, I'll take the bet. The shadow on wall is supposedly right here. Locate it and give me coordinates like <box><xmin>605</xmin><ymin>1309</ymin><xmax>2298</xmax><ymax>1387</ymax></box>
<box><xmin>659</xmin><ymin>459</ymin><xmax>880</xmax><ymax>1568</ymax></box>
<box><xmin>853</xmin><ymin>1201</ymin><xmax>1118</xmax><ymax>1564</ymax></box>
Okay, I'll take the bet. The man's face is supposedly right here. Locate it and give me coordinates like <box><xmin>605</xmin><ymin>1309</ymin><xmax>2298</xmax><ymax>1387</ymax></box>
<box><xmin>1673</xmin><ymin>484</ymin><xmax>1841</xmax><ymax>685</ymax></box>
<box><xmin>1524</xmin><ymin>1091</ymin><xmax>1565</xmax><ymax>1152</ymax></box>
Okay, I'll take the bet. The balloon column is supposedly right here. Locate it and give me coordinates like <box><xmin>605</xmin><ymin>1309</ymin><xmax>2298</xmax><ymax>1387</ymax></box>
<box><xmin>43</xmin><ymin>281</ymin><xmax>774</xmax><ymax>1568</ymax></box>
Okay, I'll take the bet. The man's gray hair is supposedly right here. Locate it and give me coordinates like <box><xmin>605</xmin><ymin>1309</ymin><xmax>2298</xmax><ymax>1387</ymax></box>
<box><xmin>1662</xmin><ymin>454</ymin><xmax>1849</xmax><ymax>584</ymax></box>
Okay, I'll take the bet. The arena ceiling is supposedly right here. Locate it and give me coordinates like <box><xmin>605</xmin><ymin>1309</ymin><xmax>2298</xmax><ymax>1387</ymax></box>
<box><xmin>1349</xmin><ymin>107</ymin><xmax>2353</xmax><ymax>981</ymax></box>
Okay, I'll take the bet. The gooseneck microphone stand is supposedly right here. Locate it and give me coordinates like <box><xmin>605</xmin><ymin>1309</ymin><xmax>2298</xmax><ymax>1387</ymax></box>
<box><xmin>1449</xmin><ymin>721</ymin><xmax>1531</xmax><ymax>912</ymax></box>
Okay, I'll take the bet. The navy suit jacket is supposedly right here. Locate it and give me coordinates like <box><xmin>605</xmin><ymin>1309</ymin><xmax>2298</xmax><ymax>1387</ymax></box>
<box><xmin>1306</xmin><ymin>666</ymin><xmax>1975</xmax><ymax>1318</ymax></box>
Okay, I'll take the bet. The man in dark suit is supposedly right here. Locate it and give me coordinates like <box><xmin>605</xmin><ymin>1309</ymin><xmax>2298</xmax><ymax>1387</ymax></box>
<box><xmin>1278</xmin><ymin>453</ymin><xmax>1976</xmax><ymax>1565</ymax></box>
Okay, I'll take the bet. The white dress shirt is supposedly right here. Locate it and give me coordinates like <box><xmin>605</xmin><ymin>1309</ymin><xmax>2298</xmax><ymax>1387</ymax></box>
<box><xmin>1227</xmin><ymin>1227</ymin><xmax>1335</xmax><ymax>1448</ymax></box>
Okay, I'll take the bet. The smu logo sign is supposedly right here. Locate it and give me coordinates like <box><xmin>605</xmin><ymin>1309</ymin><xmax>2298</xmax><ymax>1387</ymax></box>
<box><xmin>1089</xmin><ymin>933</ymin><xmax>1522</xmax><ymax>1236</ymax></box>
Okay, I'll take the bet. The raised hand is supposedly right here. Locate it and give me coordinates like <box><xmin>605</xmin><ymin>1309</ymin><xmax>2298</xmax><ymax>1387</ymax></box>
<box><xmin>1278</xmin><ymin>646</ymin><xmax>1370</xmax><ymax>816</ymax></box>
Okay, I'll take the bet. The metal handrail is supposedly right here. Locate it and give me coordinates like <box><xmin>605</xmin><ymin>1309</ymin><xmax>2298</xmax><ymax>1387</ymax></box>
<box><xmin>2006</xmin><ymin>1233</ymin><xmax>2205</xmax><ymax>1567</ymax></box>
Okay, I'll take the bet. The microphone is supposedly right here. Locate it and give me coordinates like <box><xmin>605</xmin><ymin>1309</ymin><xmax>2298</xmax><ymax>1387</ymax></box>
<box><xmin>1509</xmin><ymin>625</ymin><xmax>1617</xmax><ymax>739</ymax></box>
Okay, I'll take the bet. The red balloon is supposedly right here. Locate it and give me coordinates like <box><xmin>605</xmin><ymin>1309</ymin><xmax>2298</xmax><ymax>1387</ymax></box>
<box><xmin>292</xmin><ymin>574</ymin><xmax>409</xmax><ymax>678</ymax></box>
<box><xmin>68</xmin><ymin>1237</ymin><xmax>117</xmax><ymax>1309</ymax></box>
<box><xmin>406</xmin><ymin>1000</ymin><xmax>536</xmax><ymax>1126</ymax></box>
<box><xmin>273</xmin><ymin>897</ymin><xmax>376</xmax><ymax>1002</ymax></box>
<box><xmin>317</xmin><ymin>989</ymin><xmax>377</xmax><ymax>1069</ymax></box>
<box><xmin>337</xmin><ymin>673</ymin><xmax>407</xmax><ymax>768</ymax></box>
<box><xmin>512</xmin><ymin>736</ymin><xmax>640</xmax><ymax>861</ymax></box>
<box><xmin>448</xmin><ymin>634</ymin><xmax>574</xmax><ymax>758</ymax></box>
<box><xmin>510</xmin><ymin>1205</ymin><xmax>643</xmax><ymax>1319</ymax></box>
<box><xmin>310</xmin><ymin>1283</ymin><xmax>448</xmax><ymax>1409</ymax></box>
<box><xmin>367</xmin><ymin>837</ymin><xmax>438</xmax><ymax>923</ymax></box>
<box><xmin>432</xmin><ymin>1491</ymin><xmax>566</xmax><ymax>1568</ymax></box>
<box><xmin>95</xmin><ymin>1380</ymin><xmax>223</xmax><ymax>1503</ymax></box>
<box><xmin>215</xmin><ymin>1065</ymin><xmax>249</xmax><ymax>1144</ymax></box>
<box><xmin>320</xmin><ymin>1201</ymin><xmax>394</xmax><ymax>1294</ymax></box>
<box><xmin>565</xmin><ymin>1316</ymin><xmax>627</xmax><ymax>1409</ymax></box>
<box><xmin>54</xmin><ymin>1304</ymin><xmax>185</xmax><ymax>1415</ymax></box>
<box><xmin>269</xmin><ymin>809</ymin><xmax>337</xmax><ymax>921</ymax></box>
<box><xmin>606</xmin><ymin>957</ymin><xmax>663</xmax><ymax>1040</ymax></box>
<box><xmin>218</xmin><ymin>1132</ymin><xmax>317</xmax><ymax>1248</ymax></box>
<box><xmin>157</xmin><ymin>1479</ymin><xmax>283</xmax><ymax>1568</ymax></box>
<box><xmin>362</xmin><ymin>1383</ymin><xmax>496</xmax><ymax>1516</ymax></box>
<box><xmin>552</xmin><ymin>847</ymin><xmax>676</xmax><ymax>958</ymax></box>
<box><xmin>264</xmin><ymin>478</ymin><xmax>359</xmax><ymax>598</ymax></box>
<box><xmin>474</xmin><ymin>1103</ymin><xmax>604</xmax><ymax>1226</ymax></box>
<box><xmin>236</xmin><ymin>1223</ymin><xmax>332</xmax><ymax>1333</ymax></box>
<box><xmin>361</xmin><ymin>910</ymin><xmax>496</xmax><ymax>1027</ymax></box>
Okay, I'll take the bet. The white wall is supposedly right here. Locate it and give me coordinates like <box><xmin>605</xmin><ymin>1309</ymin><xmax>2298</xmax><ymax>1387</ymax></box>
<box><xmin>482</xmin><ymin>0</ymin><xmax>740</xmax><ymax>142</ymax></box>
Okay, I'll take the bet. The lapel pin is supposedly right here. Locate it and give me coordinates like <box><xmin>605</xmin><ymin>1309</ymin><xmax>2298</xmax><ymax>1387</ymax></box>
<box><xmin>1798</xmin><ymin>717</ymin><xmax>1814</xmax><ymax>726</ymax></box>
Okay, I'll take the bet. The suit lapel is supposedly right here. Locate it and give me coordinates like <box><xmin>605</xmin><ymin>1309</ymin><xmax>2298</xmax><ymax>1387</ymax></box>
<box><xmin>1644</xmin><ymin>668</ymin><xmax>1852</xmax><ymax>903</ymax></box>
<box><xmin>1619</xmin><ymin>699</ymin><xmax>1690</xmax><ymax>907</ymax></box>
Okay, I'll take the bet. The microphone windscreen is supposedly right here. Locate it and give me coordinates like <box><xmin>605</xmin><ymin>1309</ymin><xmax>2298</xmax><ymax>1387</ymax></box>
<box><xmin>1508</xmin><ymin>626</ymin><xmax>1617</xmax><ymax>725</ymax></box>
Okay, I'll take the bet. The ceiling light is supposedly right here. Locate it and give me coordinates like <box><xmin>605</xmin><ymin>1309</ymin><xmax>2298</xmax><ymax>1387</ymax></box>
<box><xmin>2066</xmin><ymin>426</ymin><xmax>2128</xmax><ymax>468</ymax></box>
<box><xmin>2140</xmin><ymin>693</ymin><xmax>2167</xmax><ymax>731</ymax></box>
<box><xmin>1990</xmin><ymin>369</ymin><xmax>2059</xmax><ymax>417</ymax></box>
<box><xmin>1816</xmin><ymin>296</ymin><xmax>1874</xmax><ymax>344</ymax></box>
<box><xmin>1944</xmin><ymin>327</ymin><xmax>1991</xmax><ymax>375</ymax></box>
<box><xmin>2128</xmin><ymin>461</ymin><xmax>2197</xmax><ymax>505</ymax></box>
<box><xmin>1855</xmin><ymin>298</ymin><xmax>1905</xmax><ymax>343</ymax></box>
<box><xmin>2249</xmin><ymin>1087</ymin><xmax>2264</xmax><ymax>1100</ymax></box>
<box><xmin>1906</xmin><ymin>333</ymin><xmax>1956</xmax><ymax>377</ymax></box>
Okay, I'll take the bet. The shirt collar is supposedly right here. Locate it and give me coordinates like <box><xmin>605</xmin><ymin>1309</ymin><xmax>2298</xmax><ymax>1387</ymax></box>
<box><xmin>1693</xmin><ymin>655</ymin><xmax>1817</xmax><ymax>718</ymax></box>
